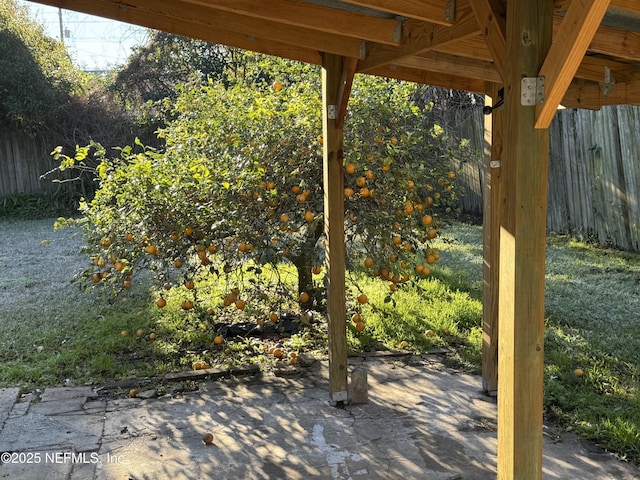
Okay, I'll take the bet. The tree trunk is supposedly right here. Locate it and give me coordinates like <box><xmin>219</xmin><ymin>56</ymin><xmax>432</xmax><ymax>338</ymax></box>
<box><xmin>292</xmin><ymin>255</ymin><xmax>313</xmax><ymax>310</ymax></box>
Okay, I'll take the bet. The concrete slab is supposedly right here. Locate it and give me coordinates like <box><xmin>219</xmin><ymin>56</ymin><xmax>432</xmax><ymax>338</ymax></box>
<box><xmin>0</xmin><ymin>358</ymin><xmax>638</xmax><ymax>480</ymax></box>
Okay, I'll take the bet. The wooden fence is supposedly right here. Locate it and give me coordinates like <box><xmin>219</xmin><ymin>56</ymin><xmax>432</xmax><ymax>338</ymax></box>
<box><xmin>448</xmin><ymin>104</ymin><xmax>640</xmax><ymax>252</ymax></box>
<box><xmin>0</xmin><ymin>127</ymin><xmax>61</xmax><ymax>196</ymax></box>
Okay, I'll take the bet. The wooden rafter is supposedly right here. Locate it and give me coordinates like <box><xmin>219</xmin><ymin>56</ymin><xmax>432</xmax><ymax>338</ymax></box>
<box><xmin>358</xmin><ymin>2</ymin><xmax>480</xmax><ymax>72</ymax></box>
<box><xmin>469</xmin><ymin>0</ymin><xmax>506</xmax><ymax>80</ymax></box>
<box><xmin>554</xmin><ymin>15</ymin><xmax>640</xmax><ymax>62</ymax></box>
<box><xmin>555</xmin><ymin>0</ymin><xmax>640</xmax><ymax>15</ymax></box>
<box><xmin>396</xmin><ymin>51</ymin><xmax>501</xmax><ymax>82</ymax></box>
<box><xmin>562</xmin><ymin>78</ymin><xmax>640</xmax><ymax>108</ymax></box>
<box><xmin>179</xmin><ymin>0</ymin><xmax>402</xmax><ymax>46</ymax></box>
<box><xmin>340</xmin><ymin>0</ymin><xmax>458</xmax><ymax>25</ymax></box>
<box><xmin>536</xmin><ymin>0</ymin><xmax>611</xmax><ymax>129</ymax></box>
<box><xmin>367</xmin><ymin>64</ymin><xmax>488</xmax><ymax>93</ymax></box>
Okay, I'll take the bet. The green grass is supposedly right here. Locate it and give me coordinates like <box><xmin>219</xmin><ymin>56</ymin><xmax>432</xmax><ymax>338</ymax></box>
<box><xmin>2</xmin><ymin>218</ymin><xmax>640</xmax><ymax>463</ymax></box>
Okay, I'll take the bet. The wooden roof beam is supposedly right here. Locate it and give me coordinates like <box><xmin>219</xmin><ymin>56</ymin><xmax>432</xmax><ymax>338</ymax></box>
<box><xmin>577</xmin><ymin>55</ymin><xmax>640</xmax><ymax>83</ymax></box>
<box><xmin>469</xmin><ymin>0</ymin><xmax>506</xmax><ymax>80</ymax></box>
<box><xmin>562</xmin><ymin>78</ymin><xmax>640</xmax><ymax>108</ymax></box>
<box><xmin>555</xmin><ymin>0</ymin><xmax>640</xmax><ymax>15</ymax></box>
<box><xmin>536</xmin><ymin>0</ymin><xmax>611</xmax><ymax>129</ymax></box>
<box><xmin>396</xmin><ymin>51</ymin><xmax>501</xmax><ymax>82</ymax></box>
<box><xmin>340</xmin><ymin>0</ymin><xmax>458</xmax><ymax>25</ymax></box>
<box><xmin>31</xmin><ymin>0</ymin><xmax>326</xmax><ymax>64</ymax></box>
<box><xmin>179</xmin><ymin>0</ymin><xmax>402</xmax><ymax>46</ymax></box>
<box><xmin>553</xmin><ymin>15</ymin><xmax>640</xmax><ymax>62</ymax></box>
<box><xmin>366</xmin><ymin>64</ymin><xmax>488</xmax><ymax>93</ymax></box>
<box><xmin>27</xmin><ymin>0</ymin><xmax>365</xmax><ymax>59</ymax></box>
<box><xmin>358</xmin><ymin>0</ymin><xmax>480</xmax><ymax>72</ymax></box>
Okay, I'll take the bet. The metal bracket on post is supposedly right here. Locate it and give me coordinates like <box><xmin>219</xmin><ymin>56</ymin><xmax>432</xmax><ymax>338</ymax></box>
<box><xmin>490</xmin><ymin>160</ymin><xmax>502</xmax><ymax>169</ymax></box>
<box><xmin>444</xmin><ymin>0</ymin><xmax>456</xmax><ymax>22</ymax></box>
<box><xmin>599</xmin><ymin>66</ymin><xmax>615</xmax><ymax>97</ymax></box>
<box><xmin>521</xmin><ymin>77</ymin><xmax>545</xmax><ymax>106</ymax></box>
<box><xmin>327</xmin><ymin>105</ymin><xmax>337</xmax><ymax>120</ymax></box>
<box><xmin>331</xmin><ymin>390</ymin><xmax>348</xmax><ymax>405</ymax></box>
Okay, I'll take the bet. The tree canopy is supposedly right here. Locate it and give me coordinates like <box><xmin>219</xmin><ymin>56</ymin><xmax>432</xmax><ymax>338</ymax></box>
<box><xmin>0</xmin><ymin>0</ymin><xmax>84</xmax><ymax>129</ymax></box>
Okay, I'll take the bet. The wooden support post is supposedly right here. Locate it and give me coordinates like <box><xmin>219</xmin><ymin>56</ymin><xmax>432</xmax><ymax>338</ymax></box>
<box><xmin>322</xmin><ymin>53</ymin><xmax>350</xmax><ymax>404</ymax></box>
<box><xmin>498</xmin><ymin>1</ymin><xmax>552</xmax><ymax>479</ymax></box>
<box><xmin>481</xmin><ymin>82</ymin><xmax>502</xmax><ymax>396</ymax></box>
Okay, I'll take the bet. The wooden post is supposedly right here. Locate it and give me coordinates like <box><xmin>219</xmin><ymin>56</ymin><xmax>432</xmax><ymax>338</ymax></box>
<box><xmin>498</xmin><ymin>1</ymin><xmax>552</xmax><ymax>479</ymax></box>
<box><xmin>322</xmin><ymin>53</ymin><xmax>349</xmax><ymax>404</ymax></box>
<box><xmin>481</xmin><ymin>82</ymin><xmax>502</xmax><ymax>396</ymax></box>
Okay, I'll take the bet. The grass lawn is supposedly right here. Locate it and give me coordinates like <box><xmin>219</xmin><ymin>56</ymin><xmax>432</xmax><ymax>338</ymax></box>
<box><xmin>0</xmin><ymin>217</ymin><xmax>639</xmax><ymax>462</ymax></box>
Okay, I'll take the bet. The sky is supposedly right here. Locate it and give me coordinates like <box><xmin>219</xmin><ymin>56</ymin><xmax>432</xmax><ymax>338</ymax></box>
<box><xmin>20</xmin><ymin>1</ymin><xmax>150</xmax><ymax>72</ymax></box>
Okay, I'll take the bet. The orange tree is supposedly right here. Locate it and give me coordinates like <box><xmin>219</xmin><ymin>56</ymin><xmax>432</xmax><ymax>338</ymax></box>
<box><xmin>55</xmin><ymin>58</ymin><xmax>463</xmax><ymax>318</ymax></box>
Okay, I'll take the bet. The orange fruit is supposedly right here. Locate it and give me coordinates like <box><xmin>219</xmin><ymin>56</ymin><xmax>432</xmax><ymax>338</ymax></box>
<box><xmin>351</xmin><ymin>313</ymin><xmax>362</xmax><ymax>323</ymax></box>
<box><xmin>136</xmin><ymin>329</ymin><xmax>144</xmax><ymax>337</ymax></box>
<box><xmin>181</xmin><ymin>300</ymin><xmax>194</xmax><ymax>310</ymax></box>
<box><xmin>114</xmin><ymin>262</ymin><xmax>125</xmax><ymax>271</ymax></box>
<box><xmin>91</xmin><ymin>273</ymin><xmax>101</xmax><ymax>284</ymax></box>
<box><xmin>269</xmin><ymin>312</ymin><xmax>279</xmax><ymax>323</ymax></box>
<box><xmin>392</xmin><ymin>235</ymin><xmax>402</xmax><ymax>245</ymax></box>
<box><xmin>448</xmin><ymin>171</ymin><xmax>456</xmax><ymax>179</ymax></box>
<box><xmin>214</xmin><ymin>335</ymin><xmax>224</xmax><ymax>345</ymax></box>
<box><xmin>156</xmin><ymin>297</ymin><xmax>167</xmax><ymax>308</ymax></box>
<box><xmin>273</xmin><ymin>81</ymin><xmax>282</xmax><ymax>91</ymax></box>
<box><xmin>184</xmin><ymin>227</ymin><xmax>193</xmax><ymax>237</ymax></box>
<box><xmin>280</xmin><ymin>213</ymin><xmax>290</xmax><ymax>223</ymax></box>
<box><xmin>185</xmin><ymin>280</ymin><xmax>195</xmax><ymax>290</ymax></box>
<box><xmin>312</xmin><ymin>265</ymin><xmax>322</xmax><ymax>275</ymax></box>
<box><xmin>427</xmin><ymin>228</ymin><xmax>437</xmax><ymax>240</ymax></box>
<box><xmin>355</xmin><ymin>176</ymin><xmax>366</xmax><ymax>187</ymax></box>
<box><xmin>426</xmin><ymin>255</ymin><xmax>436</xmax><ymax>265</ymax></box>
<box><xmin>390</xmin><ymin>136</ymin><xmax>398</xmax><ymax>145</ymax></box>
<box><xmin>364</xmin><ymin>257</ymin><xmax>374</xmax><ymax>268</ymax></box>
<box><xmin>174</xmin><ymin>259</ymin><xmax>183</xmax><ymax>268</ymax></box>
<box><xmin>407</xmin><ymin>181</ymin><xmax>415</xmax><ymax>189</ymax></box>
<box><xmin>345</xmin><ymin>163</ymin><xmax>356</xmax><ymax>175</ymax></box>
<box><xmin>291</xmin><ymin>185</ymin><xmax>301</xmax><ymax>194</ymax></box>
<box><xmin>355</xmin><ymin>321</ymin><xmax>366</xmax><ymax>332</ymax></box>
<box><xmin>145</xmin><ymin>245</ymin><xmax>157</xmax><ymax>255</ymax></box>
<box><xmin>129</xmin><ymin>389</ymin><xmax>138</xmax><ymax>398</ymax></box>
<box><xmin>149</xmin><ymin>332</ymin><xmax>157</xmax><ymax>340</ymax></box>
<box><xmin>299</xmin><ymin>292</ymin><xmax>310</xmax><ymax>303</ymax></box>
<box><xmin>121</xmin><ymin>330</ymin><xmax>128</xmax><ymax>337</ymax></box>
<box><xmin>125</xmin><ymin>233</ymin><xmax>134</xmax><ymax>242</ymax></box>
<box><xmin>422</xmin><ymin>215</ymin><xmax>433</xmax><ymax>227</ymax></box>
<box><xmin>366</xmin><ymin>170</ymin><xmax>375</xmax><ymax>180</ymax></box>
<box><xmin>171</xmin><ymin>232</ymin><xmax>180</xmax><ymax>242</ymax></box>
<box><xmin>223</xmin><ymin>292</ymin><xmax>235</xmax><ymax>307</ymax></box>
<box><xmin>360</xmin><ymin>187</ymin><xmax>370</xmax><ymax>198</ymax></box>
<box><xmin>273</xmin><ymin>348</ymin><xmax>284</xmax><ymax>358</ymax></box>
<box><xmin>235</xmin><ymin>299</ymin><xmax>246</xmax><ymax>310</ymax></box>
<box><xmin>357</xmin><ymin>293</ymin><xmax>368</xmax><ymax>304</ymax></box>
<box><xmin>573</xmin><ymin>368</ymin><xmax>584</xmax><ymax>377</ymax></box>
<box><xmin>305</xmin><ymin>211</ymin><xmax>314</xmax><ymax>222</ymax></box>
<box><xmin>344</xmin><ymin>187</ymin><xmax>355</xmax><ymax>198</ymax></box>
